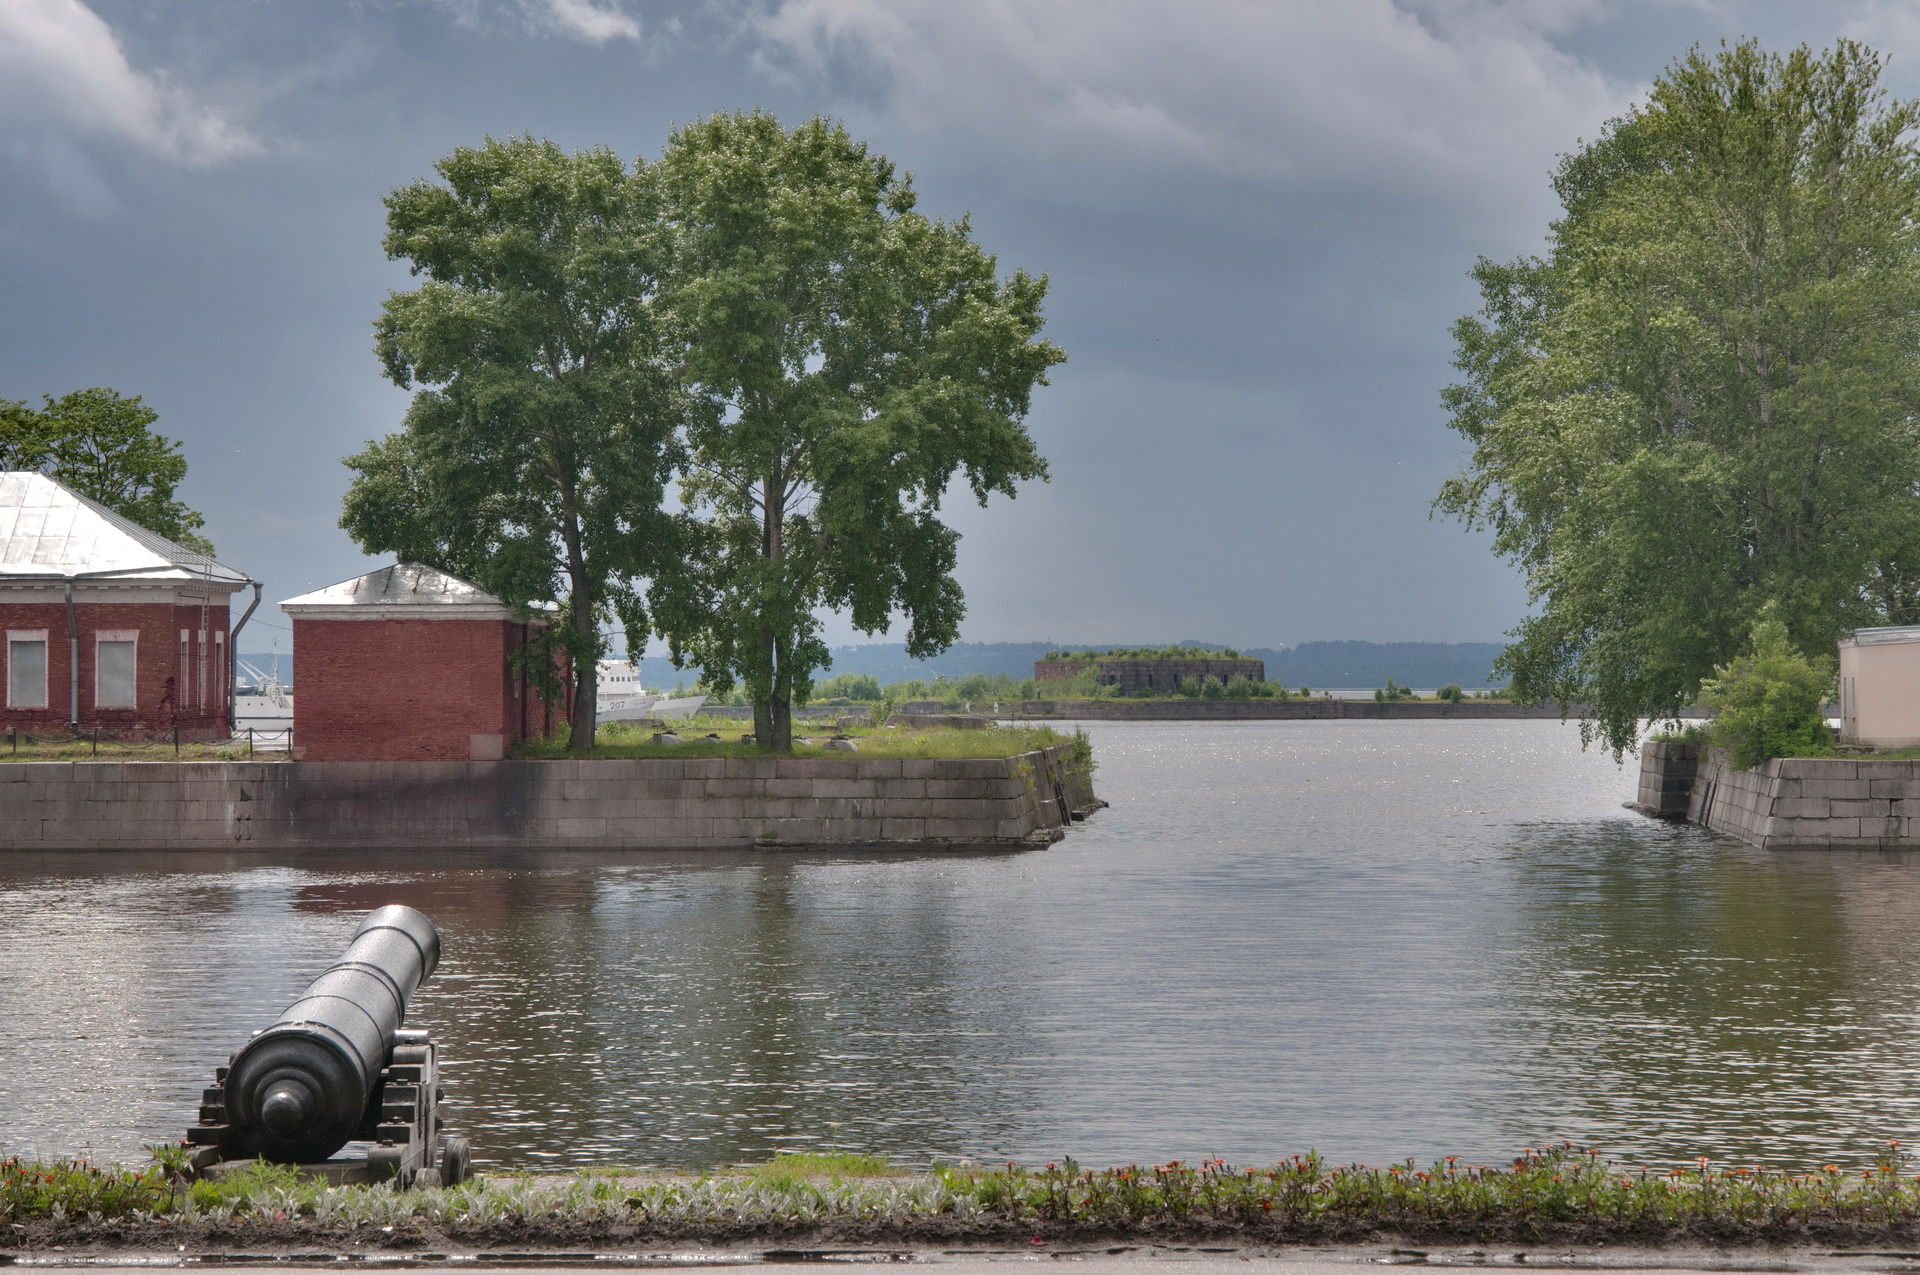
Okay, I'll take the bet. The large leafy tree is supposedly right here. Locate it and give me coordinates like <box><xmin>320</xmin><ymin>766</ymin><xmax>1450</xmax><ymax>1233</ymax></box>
<box><xmin>1438</xmin><ymin>39</ymin><xmax>1920</xmax><ymax>754</ymax></box>
<box><xmin>0</xmin><ymin>388</ymin><xmax>213</xmax><ymax>552</ymax></box>
<box><xmin>651</xmin><ymin>111</ymin><xmax>1063</xmax><ymax>750</ymax></box>
<box><xmin>342</xmin><ymin>136</ymin><xmax>683</xmax><ymax>751</ymax></box>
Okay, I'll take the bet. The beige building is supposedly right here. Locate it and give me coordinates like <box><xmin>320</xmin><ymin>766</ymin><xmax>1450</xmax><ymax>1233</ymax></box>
<box><xmin>1838</xmin><ymin>625</ymin><xmax>1920</xmax><ymax>746</ymax></box>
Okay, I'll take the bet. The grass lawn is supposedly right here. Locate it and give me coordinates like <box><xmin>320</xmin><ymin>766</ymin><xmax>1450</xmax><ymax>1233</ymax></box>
<box><xmin>0</xmin><ymin>735</ymin><xmax>270</xmax><ymax>763</ymax></box>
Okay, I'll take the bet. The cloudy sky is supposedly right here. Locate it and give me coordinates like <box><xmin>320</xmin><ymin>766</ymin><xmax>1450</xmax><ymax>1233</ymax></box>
<box><xmin>2</xmin><ymin>0</ymin><xmax>1913</xmax><ymax>651</ymax></box>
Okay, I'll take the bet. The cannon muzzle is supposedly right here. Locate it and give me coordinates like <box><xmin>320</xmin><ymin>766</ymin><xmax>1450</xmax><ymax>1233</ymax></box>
<box><xmin>220</xmin><ymin>905</ymin><xmax>441</xmax><ymax>1164</ymax></box>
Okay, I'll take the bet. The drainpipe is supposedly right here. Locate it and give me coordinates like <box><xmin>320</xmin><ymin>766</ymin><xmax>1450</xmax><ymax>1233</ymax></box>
<box><xmin>63</xmin><ymin>577</ymin><xmax>78</xmax><ymax>728</ymax></box>
<box><xmin>228</xmin><ymin>581</ymin><xmax>262</xmax><ymax>733</ymax></box>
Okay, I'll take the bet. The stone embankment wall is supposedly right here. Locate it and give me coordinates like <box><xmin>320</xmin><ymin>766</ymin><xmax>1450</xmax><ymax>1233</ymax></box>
<box><xmin>1629</xmin><ymin>740</ymin><xmax>1699</xmax><ymax>818</ymax></box>
<box><xmin>1633</xmin><ymin>745</ymin><xmax>1920</xmax><ymax>849</ymax></box>
<box><xmin>1013</xmin><ymin>699</ymin><xmax>1574</xmax><ymax>720</ymax></box>
<box><xmin>0</xmin><ymin>746</ymin><xmax>1097</xmax><ymax>852</ymax></box>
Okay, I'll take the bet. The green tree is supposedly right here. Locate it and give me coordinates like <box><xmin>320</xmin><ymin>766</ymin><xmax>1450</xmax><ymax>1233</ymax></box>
<box><xmin>651</xmin><ymin>112</ymin><xmax>1063</xmax><ymax>750</ymax></box>
<box><xmin>1437</xmin><ymin>39</ymin><xmax>1920</xmax><ymax>754</ymax></box>
<box><xmin>0</xmin><ymin>389</ymin><xmax>213</xmax><ymax>552</ymax></box>
<box><xmin>813</xmin><ymin>672</ymin><xmax>883</xmax><ymax>702</ymax></box>
<box><xmin>341</xmin><ymin>136</ymin><xmax>684</xmax><ymax>752</ymax></box>
<box><xmin>1374</xmin><ymin>678</ymin><xmax>1415</xmax><ymax>703</ymax></box>
<box><xmin>1700</xmin><ymin>610</ymin><xmax>1835</xmax><ymax>769</ymax></box>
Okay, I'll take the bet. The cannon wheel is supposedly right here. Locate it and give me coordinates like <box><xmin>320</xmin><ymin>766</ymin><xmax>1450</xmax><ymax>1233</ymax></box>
<box><xmin>441</xmin><ymin>1136</ymin><xmax>471</xmax><ymax>1187</ymax></box>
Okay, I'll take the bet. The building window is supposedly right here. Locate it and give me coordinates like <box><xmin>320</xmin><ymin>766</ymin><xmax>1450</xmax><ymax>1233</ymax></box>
<box><xmin>8</xmin><ymin>630</ymin><xmax>47</xmax><ymax>709</ymax></box>
<box><xmin>96</xmin><ymin>631</ymin><xmax>137</xmax><ymax>708</ymax></box>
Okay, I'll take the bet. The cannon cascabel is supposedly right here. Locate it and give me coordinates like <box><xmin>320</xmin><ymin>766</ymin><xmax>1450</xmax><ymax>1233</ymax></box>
<box><xmin>222</xmin><ymin>905</ymin><xmax>441</xmax><ymax>1163</ymax></box>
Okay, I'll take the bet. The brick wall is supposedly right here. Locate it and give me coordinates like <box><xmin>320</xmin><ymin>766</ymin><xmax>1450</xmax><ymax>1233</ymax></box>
<box><xmin>1033</xmin><ymin>657</ymin><xmax>1265</xmax><ymax>692</ymax></box>
<box><xmin>0</xmin><ymin>599</ymin><xmax>231</xmax><ymax>737</ymax></box>
<box><xmin>0</xmin><ymin>746</ymin><xmax>1098</xmax><ymax>851</ymax></box>
<box><xmin>293</xmin><ymin>617</ymin><xmax>555</xmax><ymax>762</ymax></box>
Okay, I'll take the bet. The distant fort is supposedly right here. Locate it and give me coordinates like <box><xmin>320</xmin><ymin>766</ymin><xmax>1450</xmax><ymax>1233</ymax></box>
<box><xmin>1034</xmin><ymin>647</ymin><xmax>1265</xmax><ymax>693</ymax></box>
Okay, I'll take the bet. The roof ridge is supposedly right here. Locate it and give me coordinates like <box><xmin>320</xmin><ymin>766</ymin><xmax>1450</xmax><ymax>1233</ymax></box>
<box><xmin>0</xmin><ymin>471</ymin><xmax>249</xmax><ymax>585</ymax></box>
<box><xmin>281</xmin><ymin>561</ymin><xmax>511</xmax><ymax>610</ymax></box>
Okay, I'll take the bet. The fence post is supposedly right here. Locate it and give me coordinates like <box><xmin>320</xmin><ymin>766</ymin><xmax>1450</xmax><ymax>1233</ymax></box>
<box><xmin>247</xmin><ymin>727</ymin><xmax>253</xmax><ymax>758</ymax></box>
<box><xmin>173</xmin><ymin>725</ymin><xmax>180</xmax><ymax>757</ymax></box>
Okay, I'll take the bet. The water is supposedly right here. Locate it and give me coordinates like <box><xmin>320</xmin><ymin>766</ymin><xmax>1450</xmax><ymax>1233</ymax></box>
<box><xmin>4</xmin><ymin>719</ymin><xmax>1920</xmax><ymax>1174</ymax></box>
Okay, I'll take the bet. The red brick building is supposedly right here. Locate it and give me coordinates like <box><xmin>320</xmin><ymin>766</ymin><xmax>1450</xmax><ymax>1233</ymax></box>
<box><xmin>281</xmin><ymin>563</ymin><xmax>557</xmax><ymax>762</ymax></box>
<box><xmin>0</xmin><ymin>471</ymin><xmax>254</xmax><ymax>738</ymax></box>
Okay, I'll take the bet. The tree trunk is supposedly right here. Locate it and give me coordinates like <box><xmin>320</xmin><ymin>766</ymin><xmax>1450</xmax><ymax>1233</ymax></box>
<box><xmin>770</xmin><ymin>630</ymin><xmax>793</xmax><ymax>751</ymax></box>
<box><xmin>759</xmin><ymin>462</ymin><xmax>793</xmax><ymax>751</ymax></box>
<box><xmin>558</xmin><ymin>483</ymin><xmax>597</xmax><ymax>755</ymax></box>
<box><xmin>753</xmin><ymin>618</ymin><xmax>774</xmax><ymax>747</ymax></box>
<box><xmin>567</xmin><ymin>599</ymin><xmax>597</xmax><ymax>753</ymax></box>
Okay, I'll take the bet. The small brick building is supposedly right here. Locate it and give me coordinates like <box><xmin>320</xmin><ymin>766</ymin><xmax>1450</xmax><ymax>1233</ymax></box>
<box><xmin>0</xmin><ymin>471</ymin><xmax>253</xmax><ymax>738</ymax></box>
<box><xmin>1034</xmin><ymin>653</ymin><xmax>1266</xmax><ymax>693</ymax></box>
<box><xmin>281</xmin><ymin>563</ymin><xmax>557</xmax><ymax>762</ymax></box>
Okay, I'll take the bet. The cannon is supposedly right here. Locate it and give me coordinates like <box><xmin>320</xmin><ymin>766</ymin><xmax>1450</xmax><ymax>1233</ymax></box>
<box><xmin>185</xmin><ymin>905</ymin><xmax>471</xmax><ymax>1186</ymax></box>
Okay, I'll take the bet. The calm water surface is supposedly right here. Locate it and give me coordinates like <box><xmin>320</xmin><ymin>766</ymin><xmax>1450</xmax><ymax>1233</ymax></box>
<box><xmin>4</xmin><ymin>719</ymin><xmax>1919</xmax><ymax>1172</ymax></box>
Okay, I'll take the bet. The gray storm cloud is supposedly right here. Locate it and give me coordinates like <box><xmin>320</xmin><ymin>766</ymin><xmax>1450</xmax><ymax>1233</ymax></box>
<box><xmin>0</xmin><ymin>0</ymin><xmax>1897</xmax><ymax>649</ymax></box>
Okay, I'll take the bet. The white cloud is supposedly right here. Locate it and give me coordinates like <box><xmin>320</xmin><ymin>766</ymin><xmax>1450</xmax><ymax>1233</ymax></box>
<box><xmin>540</xmin><ymin>0</ymin><xmax>641</xmax><ymax>43</ymax></box>
<box><xmin>748</xmin><ymin>0</ymin><xmax>1639</xmax><ymax>234</ymax></box>
<box><xmin>0</xmin><ymin>0</ymin><xmax>255</xmax><ymax>166</ymax></box>
<box><xmin>1843</xmin><ymin>0</ymin><xmax>1920</xmax><ymax>68</ymax></box>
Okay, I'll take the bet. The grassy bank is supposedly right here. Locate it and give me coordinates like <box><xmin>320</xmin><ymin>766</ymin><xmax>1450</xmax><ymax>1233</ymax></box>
<box><xmin>14</xmin><ymin>1145</ymin><xmax>1920</xmax><ymax>1250</ymax></box>
<box><xmin>0</xmin><ymin>735</ymin><xmax>264</xmax><ymax>762</ymax></box>
<box><xmin>0</xmin><ymin>723</ymin><xmax>1083</xmax><ymax>765</ymax></box>
<box><xmin>514</xmin><ymin>721</ymin><xmax>1088</xmax><ymax>762</ymax></box>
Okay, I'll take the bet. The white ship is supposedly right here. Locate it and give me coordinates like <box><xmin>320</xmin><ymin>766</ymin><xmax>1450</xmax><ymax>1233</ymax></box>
<box><xmin>596</xmin><ymin>658</ymin><xmax>706</xmax><ymax>720</ymax></box>
<box><xmin>233</xmin><ymin>654</ymin><xmax>294</xmax><ymax>748</ymax></box>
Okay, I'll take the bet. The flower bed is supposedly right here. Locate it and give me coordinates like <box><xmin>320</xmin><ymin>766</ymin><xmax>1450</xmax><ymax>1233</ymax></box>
<box><xmin>13</xmin><ymin>1145</ymin><xmax>1920</xmax><ymax>1251</ymax></box>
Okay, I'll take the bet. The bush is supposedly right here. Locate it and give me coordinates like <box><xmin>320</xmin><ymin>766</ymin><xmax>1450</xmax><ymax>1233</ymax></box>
<box><xmin>814</xmin><ymin>673</ymin><xmax>883</xmax><ymax>702</ymax></box>
<box><xmin>1374</xmin><ymin>678</ymin><xmax>1415</xmax><ymax>702</ymax></box>
<box><xmin>1436</xmin><ymin>683</ymin><xmax>1464</xmax><ymax>703</ymax></box>
<box><xmin>1699</xmin><ymin>612</ymin><xmax>1835</xmax><ymax>770</ymax></box>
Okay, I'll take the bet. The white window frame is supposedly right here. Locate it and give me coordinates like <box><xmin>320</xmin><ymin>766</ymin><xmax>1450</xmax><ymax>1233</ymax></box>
<box><xmin>95</xmin><ymin>629</ymin><xmax>138</xmax><ymax>709</ymax></box>
<box><xmin>8</xmin><ymin>629</ymin><xmax>48</xmax><ymax>710</ymax></box>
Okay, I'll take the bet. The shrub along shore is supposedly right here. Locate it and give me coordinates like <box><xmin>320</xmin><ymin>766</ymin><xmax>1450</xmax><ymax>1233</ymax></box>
<box><xmin>14</xmin><ymin>1145</ymin><xmax>1920</xmax><ymax>1251</ymax></box>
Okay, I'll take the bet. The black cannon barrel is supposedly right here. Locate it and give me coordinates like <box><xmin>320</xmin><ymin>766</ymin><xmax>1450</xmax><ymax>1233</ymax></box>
<box><xmin>223</xmin><ymin>905</ymin><xmax>441</xmax><ymax>1163</ymax></box>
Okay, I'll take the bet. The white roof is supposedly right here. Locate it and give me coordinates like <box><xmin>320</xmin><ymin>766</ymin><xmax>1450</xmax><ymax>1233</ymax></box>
<box><xmin>0</xmin><ymin>470</ymin><xmax>248</xmax><ymax>586</ymax></box>
<box><xmin>1841</xmin><ymin>625</ymin><xmax>1920</xmax><ymax>648</ymax></box>
<box><xmin>280</xmin><ymin>563</ymin><xmax>516</xmax><ymax>620</ymax></box>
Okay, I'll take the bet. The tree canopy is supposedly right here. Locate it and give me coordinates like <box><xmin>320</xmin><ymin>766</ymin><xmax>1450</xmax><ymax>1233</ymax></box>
<box><xmin>1437</xmin><ymin>39</ymin><xmax>1920</xmax><ymax>754</ymax></box>
<box><xmin>341</xmin><ymin>136</ymin><xmax>684</xmax><ymax>751</ymax></box>
<box><xmin>0</xmin><ymin>388</ymin><xmax>213</xmax><ymax>554</ymax></box>
<box><xmin>650</xmin><ymin>111</ymin><xmax>1063</xmax><ymax>750</ymax></box>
